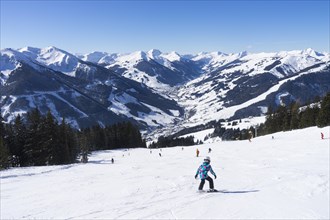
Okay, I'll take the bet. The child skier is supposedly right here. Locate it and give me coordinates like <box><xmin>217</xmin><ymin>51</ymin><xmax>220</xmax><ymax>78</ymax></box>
<box><xmin>195</xmin><ymin>156</ymin><xmax>217</xmax><ymax>192</ymax></box>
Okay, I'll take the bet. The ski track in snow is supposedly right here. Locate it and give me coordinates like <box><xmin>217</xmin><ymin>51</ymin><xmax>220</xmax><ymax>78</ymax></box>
<box><xmin>1</xmin><ymin>126</ymin><xmax>329</xmax><ymax>219</ymax></box>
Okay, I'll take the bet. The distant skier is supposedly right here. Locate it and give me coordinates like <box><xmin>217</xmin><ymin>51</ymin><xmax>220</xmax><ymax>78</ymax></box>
<box><xmin>111</xmin><ymin>158</ymin><xmax>114</xmax><ymax>164</ymax></box>
<box><xmin>81</xmin><ymin>152</ymin><xmax>88</xmax><ymax>163</ymax></box>
<box><xmin>321</xmin><ymin>132</ymin><xmax>324</xmax><ymax>140</ymax></box>
<box><xmin>196</xmin><ymin>148</ymin><xmax>200</xmax><ymax>157</ymax></box>
<box><xmin>159</xmin><ymin>153</ymin><xmax>162</xmax><ymax>157</ymax></box>
<box><xmin>208</xmin><ymin>148</ymin><xmax>212</xmax><ymax>153</ymax></box>
<box><xmin>248</xmin><ymin>130</ymin><xmax>253</xmax><ymax>142</ymax></box>
<box><xmin>195</xmin><ymin>156</ymin><xmax>217</xmax><ymax>191</ymax></box>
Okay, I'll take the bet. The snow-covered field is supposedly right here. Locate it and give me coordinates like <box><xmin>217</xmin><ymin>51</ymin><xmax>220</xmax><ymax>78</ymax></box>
<box><xmin>1</xmin><ymin>126</ymin><xmax>329</xmax><ymax>219</ymax></box>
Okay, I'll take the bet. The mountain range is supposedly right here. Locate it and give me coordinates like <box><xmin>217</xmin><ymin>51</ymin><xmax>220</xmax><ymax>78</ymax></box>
<box><xmin>1</xmin><ymin>46</ymin><xmax>329</xmax><ymax>136</ymax></box>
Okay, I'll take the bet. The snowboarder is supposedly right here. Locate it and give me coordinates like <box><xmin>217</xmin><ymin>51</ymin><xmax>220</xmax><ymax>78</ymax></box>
<box><xmin>196</xmin><ymin>148</ymin><xmax>200</xmax><ymax>157</ymax></box>
<box><xmin>321</xmin><ymin>132</ymin><xmax>324</xmax><ymax>140</ymax></box>
<box><xmin>195</xmin><ymin>156</ymin><xmax>217</xmax><ymax>191</ymax></box>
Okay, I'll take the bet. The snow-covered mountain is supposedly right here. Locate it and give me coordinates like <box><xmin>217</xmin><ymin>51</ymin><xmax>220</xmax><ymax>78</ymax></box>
<box><xmin>1</xmin><ymin>46</ymin><xmax>329</xmax><ymax>134</ymax></box>
<box><xmin>0</xmin><ymin>47</ymin><xmax>183</xmax><ymax>130</ymax></box>
<box><xmin>1</xmin><ymin>126</ymin><xmax>329</xmax><ymax>219</ymax></box>
<box><xmin>80</xmin><ymin>49</ymin><xmax>201</xmax><ymax>93</ymax></box>
<box><xmin>18</xmin><ymin>46</ymin><xmax>97</xmax><ymax>77</ymax></box>
<box><xmin>176</xmin><ymin>49</ymin><xmax>330</xmax><ymax>127</ymax></box>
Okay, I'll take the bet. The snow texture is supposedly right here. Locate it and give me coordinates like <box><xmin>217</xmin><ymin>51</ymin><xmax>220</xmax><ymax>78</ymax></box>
<box><xmin>1</xmin><ymin>126</ymin><xmax>329</xmax><ymax>219</ymax></box>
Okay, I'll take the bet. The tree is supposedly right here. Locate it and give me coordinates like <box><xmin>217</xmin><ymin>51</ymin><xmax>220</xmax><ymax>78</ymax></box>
<box><xmin>9</xmin><ymin>115</ymin><xmax>27</xmax><ymax>166</ymax></box>
<box><xmin>300</xmin><ymin>106</ymin><xmax>319</xmax><ymax>128</ymax></box>
<box><xmin>24</xmin><ymin>108</ymin><xmax>48</xmax><ymax>166</ymax></box>
<box><xmin>42</xmin><ymin>111</ymin><xmax>60</xmax><ymax>165</ymax></box>
<box><xmin>317</xmin><ymin>93</ymin><xmax>330</xmax><ymax>127</ymax></box>
<box><xmin>0</xmin><ymin>136</ymin><xmax>10</xmax><ymax>169</ymax></box>
<box><xmin>290</xmin><ymin>101</ymin><xmax>300</xmax><ymax>130</ymax></box>
<box><xmin>0</xmin><ymin>116</ymin><xmax>10</xmax><ymax>169</ymax></box>
<box><xmin>58</xmin><ymin>118</ymin><xmax>78</xmax><ymax>164</ymax></box>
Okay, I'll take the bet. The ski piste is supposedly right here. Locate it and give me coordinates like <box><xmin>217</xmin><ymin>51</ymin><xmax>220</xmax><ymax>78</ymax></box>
<box><xmin>1</xmin><ymin>126</ymin><xmax>329</xmax><ymax>219</ymax></box>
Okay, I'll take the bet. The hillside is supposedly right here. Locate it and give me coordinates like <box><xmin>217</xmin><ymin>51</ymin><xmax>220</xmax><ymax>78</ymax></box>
<box><xmin>1</xmin><ymin>126</ymin><xmax>329</xmax><ymax>219</ymax></box>
<box><xmin>1</xmin><ymin>47</ymin><xmax>329</xmax><ymax>133</ymax></box>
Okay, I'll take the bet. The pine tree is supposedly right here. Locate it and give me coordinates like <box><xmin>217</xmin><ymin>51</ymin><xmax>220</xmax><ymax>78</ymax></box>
<box><xmin>0</xmin><ymin>136</ymin><xmax>10</xmax><ymax>170</ymax></box>
<box><xmin>300</xmin><ymin>106</ymin><xmax>319</xmax><ymax>128</ymax></box>
<box><xmin>282</xmin><ymin>107</ymin><xmax>291</xmax><ymax>131</ymax></box>
<box><xmin>66</xmin><ymin>122</ymin><xmax>78</xmax><ymax>163</ymax></box>
<box><xmin>0</xmin><ymin>117</ymin><xmax>10</xmax><ymax>169</ymax></box>
<box><xmin>42</xmin><ymin>111</ymin><xmax>60</xmax><ymax>165</ymax></box>
<box><xmin>317</xmin><ymin>93</ymin><xmax>330</xmax><ymax>127</ymax></box>
<box><xmin>264</xmin><ymin>105</ymin><xmax>275</xmax><ymax>133</ymax></box>
<box><xmin>10</xmin><ymin>115</ymin><xmax>27</xmax><ymax>166</ymax></box>
<box><xmin>290</xmin><ymin>101</ymin><xmax>300</xmax><ymax>130</ymax></box>
<box><xmin>58</xmin><ymin>118</ymin><xmax>72</xmax><ymax>164</ymax></box>
<box><xmin>0</xmin><ymin>116</ymin><xmax>5</xmax><ymax>136</ymax></box>
<box><xmin>24</xmin><ymin>108</ymin><xmax>47</xmax><ymax>166</ymax></box>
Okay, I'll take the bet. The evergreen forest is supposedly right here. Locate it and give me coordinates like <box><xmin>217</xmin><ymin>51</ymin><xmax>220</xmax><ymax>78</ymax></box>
<box><xmin>0</xmin><ymin>108</ymin><xmax>146</xmax><ymax>169</ymax></box>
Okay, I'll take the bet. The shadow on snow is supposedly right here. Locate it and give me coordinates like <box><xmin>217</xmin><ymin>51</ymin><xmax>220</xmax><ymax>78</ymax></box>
<box><xmin>218</xmin><ymin>189</ymin><xmax>260</xmax><ymax>194</ymax></box>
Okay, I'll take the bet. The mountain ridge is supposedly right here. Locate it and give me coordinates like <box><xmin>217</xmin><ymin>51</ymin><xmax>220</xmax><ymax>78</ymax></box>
<box><xmin>1</xmin><ymin>46</ymin><xmax>329</xmax><ymax>137</ymax></box>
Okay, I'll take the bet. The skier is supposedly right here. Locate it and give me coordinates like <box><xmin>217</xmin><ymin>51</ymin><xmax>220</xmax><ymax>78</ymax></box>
<box><xmin>196</xmin><ymin>148</ymin><xmax>200</xmax><ymax>157</ymax></box>
<box><xmin>208</xmin><ymin>148</ymin><xmax>212</xmax><ymax>153</ymax></box>
<box><xmin>111</xmin><ymin>158</ymin><xmax>114</xmax><ymax>164</ymax></box>
<box><xmin>248</xmin><ymin>130</ymin><xmax>253</xmax><ymax>142</ymax></box>
<box><xmin>195</xmin><ymin>156</ymin><xmax>217</xmax><ymax>192</ymax></box>
<box><xmin>321</xmin><ymin>132</ymin><xmax>324</xmax><ymax>140</ymax></box>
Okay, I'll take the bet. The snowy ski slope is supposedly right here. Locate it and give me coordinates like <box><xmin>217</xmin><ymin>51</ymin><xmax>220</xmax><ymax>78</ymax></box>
<box><xmin>1</xmin><ymin>126</ymin><xmax>329</xmax><ymax>219</ymax></box>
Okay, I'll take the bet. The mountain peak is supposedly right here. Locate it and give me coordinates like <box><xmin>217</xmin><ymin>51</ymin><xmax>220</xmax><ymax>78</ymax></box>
<box><xmin>303</xmin><ymin>48</ymin><xmax>323</xmax><ymax>58</ymax></box>
<box><xmin>132</xmin><ymin>51</ymin><xmax>148</xmax><ymax>61</ymax></box>
<box><xmin>147</xmin><ymin>49</ymin><xmax>162</xmax><ymax>58</ymax></box>
<box><xmin>162</xmin><ymin>51</ymin><xmax>182</xmax><ymax>62</ymax></box>
<box><xmin>210</xmin><ymin>51</ymin><xmax>227</xmax><ymax>56</ymax></box>
<box><xmin>18</xmin><ymin>46</ymin><xmax>41</xmax><ymax>53</ymax></box>
<box><xmin>41</xmin><ymin>46</ymin><xmax>75</xmax><ymax>56</ymax></box>
<box><xmin>80</xmin><ymin>51</ymin><xmax>108</xmax><ymax>62</ymax></box>
<box><xmin>237</xmin><ymin>50</ymin><xmax>248</xmax><ymax>58</ymax></box>
<box><xmin>43</xmin><ymin>46</ymin><xmax>60</xmax><ymax>53</ymax></box>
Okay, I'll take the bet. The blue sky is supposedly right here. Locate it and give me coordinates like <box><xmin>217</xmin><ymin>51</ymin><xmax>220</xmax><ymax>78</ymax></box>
<box><xmin>1</xmin><ymin>0</ymin><xmax>329</xmax><ymax>54</ymax></box>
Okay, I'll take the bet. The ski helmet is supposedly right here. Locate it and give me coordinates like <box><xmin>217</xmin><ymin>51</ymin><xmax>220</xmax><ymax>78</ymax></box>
<box><xmin>204</xmin><ymin>156</ymin><xmax>211</xmax><ymax>162</ymax></box>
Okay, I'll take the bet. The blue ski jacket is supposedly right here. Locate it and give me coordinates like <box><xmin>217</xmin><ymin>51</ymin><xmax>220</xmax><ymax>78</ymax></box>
<box><xmin>196</xmin><ymin>162</ymin><xmax>216</xmax><ymax>179</ymax></box>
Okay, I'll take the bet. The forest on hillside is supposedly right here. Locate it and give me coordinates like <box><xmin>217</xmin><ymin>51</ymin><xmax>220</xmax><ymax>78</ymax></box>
<box><xmin>0</xmin><ymin>108</ymin><xmax>146</xmax><ymax>169</ymax></box>
<box><xmin>151</xmin><ymin>92</ymin><xmax>330</xmax><ymax>147</ymax></box>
